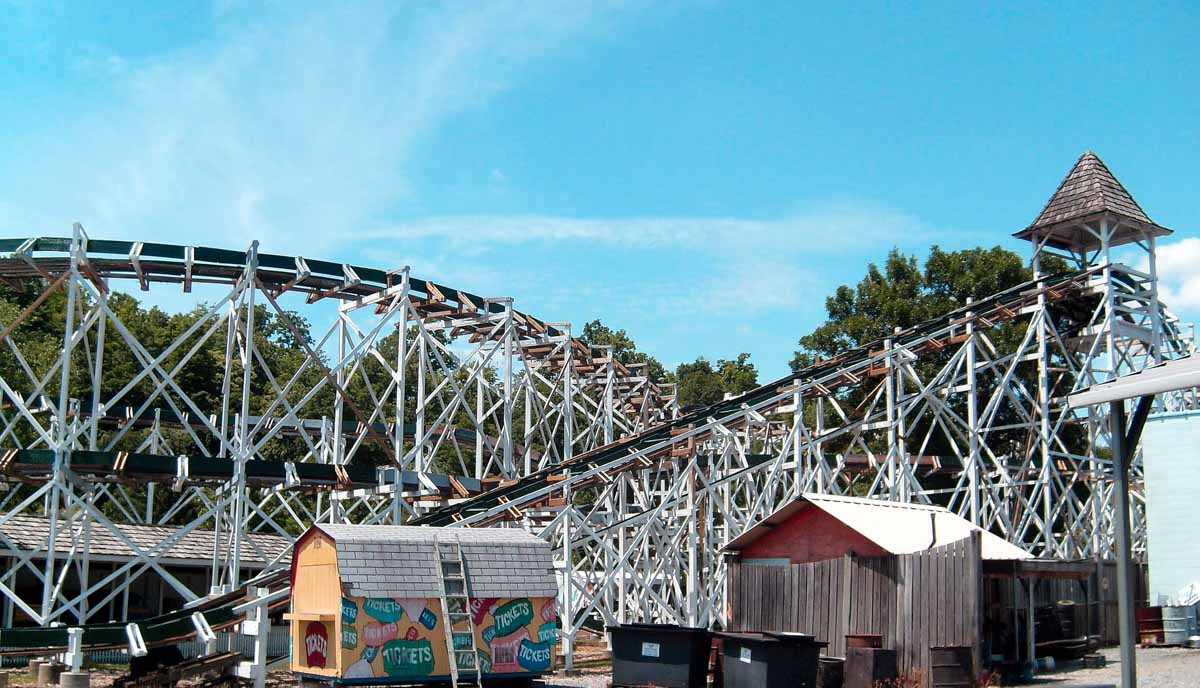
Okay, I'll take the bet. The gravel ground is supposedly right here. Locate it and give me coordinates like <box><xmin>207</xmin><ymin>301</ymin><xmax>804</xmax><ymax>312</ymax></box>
<box><xmin>539</xmin><ymin>665</ymin><xmax>613</xmax><ymax>688</ymax></box>
<box><xmin>5</xmin><ymin>645</ymin><xmax>1193</xmax><ymax>688</ymax></box>
<box><xmin>539</xmin><ymin>646</ymin><xmax>1200</xmax><ymax>688</ymax></box>
<box><xmin>1028</xmin><ymin>646</ymin><xmax>1200</xmax><ymax>688</ymax></box>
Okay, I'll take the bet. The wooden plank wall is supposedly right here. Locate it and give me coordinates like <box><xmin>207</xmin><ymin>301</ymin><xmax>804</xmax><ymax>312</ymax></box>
<box><xmin>728</xmin><ymin>533</ymin><xmax>983</xmax><ymax>675</ymax></box>
<box><xmin>846</xmin><ymin>554</ymin><xmax>897</xmax><ymax>651</ymax></box>
<box><xmin>984</xmin><ymin>561</ymin><xmax>1148</xmax><ymax>647</ymax></box>
<box><xmin>892</xmin><ymin>532</ymin><xmax>982</xmax><ymax>673</ymax></box>
<box><xmin>729</xmin><ymin>557</ymin><xmax>850</xmax><ymax>655</ymax></box>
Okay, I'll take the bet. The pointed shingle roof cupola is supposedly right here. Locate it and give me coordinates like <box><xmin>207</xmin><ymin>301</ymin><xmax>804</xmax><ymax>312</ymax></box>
<box><xmin>1014</xmin><ymin>151</ymin><xmax>1172</xmax><ymax>251</ymax></box>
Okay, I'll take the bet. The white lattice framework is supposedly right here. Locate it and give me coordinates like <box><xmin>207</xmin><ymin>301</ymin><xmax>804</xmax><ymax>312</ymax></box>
<box><xmin>0</xmin><ymin>228</ymin><xmax>674</xmax><ymax>628</ymax></box>
<box><xmin>0</xmin><ymin>156</ymin><xmax>1194</xmax><ymax>673</ymax></box>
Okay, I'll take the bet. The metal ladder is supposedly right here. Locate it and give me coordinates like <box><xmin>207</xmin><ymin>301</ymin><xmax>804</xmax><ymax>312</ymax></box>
<box><xmin>435</xmin><ymin>537</ymin><xmax>483</xmax><ymax>688</ymax></box>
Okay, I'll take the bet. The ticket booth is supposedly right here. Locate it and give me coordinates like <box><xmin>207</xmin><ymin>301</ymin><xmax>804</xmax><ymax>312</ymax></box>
<box><xmin>287</xmin><ymin>524</ymin><xmax>559</xmax><ymax>684</ymax></box>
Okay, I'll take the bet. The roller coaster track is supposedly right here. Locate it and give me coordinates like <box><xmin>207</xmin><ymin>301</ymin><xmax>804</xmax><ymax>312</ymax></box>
<box><xmin>0</xmin><ymin>229</ymin><xmax>677</xmax><ymax>632</ymax></box>
<box><xmin>414</xmin><ymin>252</ymin><xmax>1195</xmax><ymax>660</ymax></box>
<box><xmin>0</xmin><ymin>203</ymin><xmax>1195</xmax><ymax>669</ymax></box>
<box><xmin>412</xmin><ymin>267</ymin><xmax>1105</xmax><ymax>527</ymax></box>
<box><xmin>0</xmin><ymin>571</ymin><xmax>287</xmax><ymax>654</ymax></box>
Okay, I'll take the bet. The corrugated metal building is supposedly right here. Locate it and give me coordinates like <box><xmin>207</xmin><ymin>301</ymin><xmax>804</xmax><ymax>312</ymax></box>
<box><xmin>1141</xmin><ymin>410</ymin><xmax>1200</xmax><ymax>603</ymax></box>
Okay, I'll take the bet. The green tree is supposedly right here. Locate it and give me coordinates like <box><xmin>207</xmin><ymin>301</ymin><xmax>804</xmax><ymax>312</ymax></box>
<box><xmin>675</xmin><ymin>353</ymin><xmax>758</xmax><ymax>408</ymax></box>
<box><xmin>790</xmin><ymin>245</ymin><xmax>1058</xmax><ymax>370</ymax></box>
<box><xmin>579</xmin><ymin>319</ymin><xmax>670</xmax><ymax>382</ymax></box>
<box><xmin>788</xmin><ymin>244</ymin><xmax>1078</xmax><ymax>463</ymax></box>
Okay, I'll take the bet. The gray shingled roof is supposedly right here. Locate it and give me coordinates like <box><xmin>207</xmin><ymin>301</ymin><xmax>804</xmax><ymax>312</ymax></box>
<box><xmin>0</xmin><ymin>515</ymin><xmax>290</xmax><ymax>566</ymax></box>
<box><xmin>313</xmin><ymin>524</ymin><xmax>557</xmax><ymax>599</ymax></box>
<box><xmin>1014</xmin><ymin>151</ymin><xmax>1171</xmax><ymax>249</ymax></box>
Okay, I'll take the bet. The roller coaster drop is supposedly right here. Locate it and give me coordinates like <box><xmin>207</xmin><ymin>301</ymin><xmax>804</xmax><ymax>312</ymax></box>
<box><xmin>0</xmin><ymin>153</ymin><xmax>1195</xmax><ymax>670</ymax></box>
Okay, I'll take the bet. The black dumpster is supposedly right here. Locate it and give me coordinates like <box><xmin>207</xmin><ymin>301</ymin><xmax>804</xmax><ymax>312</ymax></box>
<box><xmin>716</xmin><ymin>631</ymin><xmax>827</xmax><ymax>688</ymax></box>
<box><xmin>609</xmin><ymin>623</ymin><xmax>712</xmax><ymax>688</ymax></box>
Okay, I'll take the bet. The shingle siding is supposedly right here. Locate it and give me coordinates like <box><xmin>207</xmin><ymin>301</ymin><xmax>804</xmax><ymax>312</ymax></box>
<box><xmin>1025</xmin><ymin>151</ymin><xmax>1160</xmax><ymax>232</ymax></box>
<box><xmin>0</xmin><ymin>514</ymin><xmax>290</xmax><ymax>565</ymax></box>
<box><xmin>315</xmin><ymin>524</ymin><xmax>557</xmax><ymax>600</ymax></box>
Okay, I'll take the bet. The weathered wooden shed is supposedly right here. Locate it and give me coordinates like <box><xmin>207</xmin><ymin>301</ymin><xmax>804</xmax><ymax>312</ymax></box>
<box><xmin>722</xmin><ymin>494</ymin><xmax>1096</xmax><ymax>675</ymax></box>
<box><xmin>287</xmin><ymin>524</ymin><xmax>559</xmax><ymax>684</ymax></box>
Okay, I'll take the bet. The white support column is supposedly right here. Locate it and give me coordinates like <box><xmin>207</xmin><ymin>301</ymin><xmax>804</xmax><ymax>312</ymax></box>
<box><xmin>43</xmin><ymin>226</ymin><xmax>83</xmax><ymax>621</ymax></box>
<box><xmin>559</xmin><ymin>483</ymin><xmax>574</xmax><ymax>671</ymax></box>
<box><xmin>965</xmin><ymin>297</ymin><xmax>980</xmax><ymax>524</ymax></box>
<box><xmin>1147</xmin><ymin>234</ymin><xmax>1164</xmax><ymax>363</ymax></box>
<box><xmin>884</xmin><ymin>335</ymin><xmax>899</xmax><ymax>501</ymax></box>
<box><xmin>230</xmin><ymin>241</ymin><xmax>259</xmax><ymax>585</ymax></box>
<box><xmin>475</xmin><ymin>360</ymin><xmax>485</xmax><ymax>479</ymax></box>
<box><xmin>502</xmin><ymin>300</ymin><xmax>515</xmax><ymax>479</ymax></box>
<box><xmin>604</xmin><ymin>350</ymin><xmax>615</xmax><ymax>446</ymax></box>
<box><xmin>685</xmin><ymin>463</ymin><xmax>698</xmax><ymax>626</ymax></box>
<box><xmin>562</xmin><ymin>326</ymin><xmax>575</xmax><ymax>465</ymax></box>
<box><xmin>1035</xmin><ymin>277</ymin><xmax>1054</xmax><ymax>555</ymax></box>
<box><xmin>524</xmin><ymin>368</ymin><xmax>533</xmax><ymax>477</ymax></box>
<box><xmin>617</xmin><ymin>473</ymin><xmax>627</xmax><ymax>625</ymax></box>
<box><xmin>416</xmin><ymin>327</ymin><xmax>427</xmax><ymax>475</ymax></box>
<box><xmin>792</xmin><ymin>388</ymin><xmax>804</xmax><ymax>489</ymax></box>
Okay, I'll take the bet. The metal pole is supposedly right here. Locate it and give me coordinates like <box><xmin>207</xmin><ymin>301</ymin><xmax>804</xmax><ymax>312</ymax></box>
<box><xmin>1109</xmin><ymin>400</ymin><xmax>1137</xmax><ymax>688</ymax></box>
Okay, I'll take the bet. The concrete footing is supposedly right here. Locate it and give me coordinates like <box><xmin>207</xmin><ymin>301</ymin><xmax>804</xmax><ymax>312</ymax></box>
<box><xmin>59</xmin><ymin>672</ymin><xmax>90</xmax><ymax>688</ymax></box>
<box><xmin>28</xmin><ymin>658</ymin><xmax>47</xmax><ymax>677</ymax></box>
<box><xmin>37</xmin><ymin>662</ymin><xmax>64</xmax><ymax>687</ymax></box>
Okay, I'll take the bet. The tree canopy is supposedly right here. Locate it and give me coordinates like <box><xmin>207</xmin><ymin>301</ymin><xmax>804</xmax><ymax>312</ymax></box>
<box><xmin>579</xmin><ymin>319</ymin><xmax>669</xmax><ymax>382</ymax></box>
<box><xmin>580</xmin><ymin>318</ymin><xmax>760</xmax><ymax>407</ymax></box>
<box><xmin>791</xmin><ymin>245</ymin><xmax>1056</xmax><ymax>371</ymax></box>
<box><xmin>674</xmin><ymin>353</ymin><xmax>759</xmax><ymax>408</ymax></box>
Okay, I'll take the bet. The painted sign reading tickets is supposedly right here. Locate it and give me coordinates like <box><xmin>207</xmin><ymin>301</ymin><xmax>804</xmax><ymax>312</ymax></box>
<box><xmin>381</xmin><ymin>638</ymin><xmax>435</xmax><ymax>677</ymax></box>
<box><xmin>492</xmin><ymin>599</ymin><xmax>534</xmax><ymax>637</ymax></box>
<box><xmin>305</xmin><ymin>621</ymin><xmax>329</xmax><ymax>668</ymax></box>
<box><xmin>342</xmin><ymin>598</ymin><xmax>359</xmax><ymax>625</ymax></box>
<box><xmin>335</xmin><ymin>595</ymin><xmax>557</xmax><ymax>681</ymax></box>
<box><xmin>362</xmin><ymin>598</ymin><xmax>403</xmax><ymax>623</ymax></box>
<box><xmin>517</xmin><ymin>639</ymin><xmax>553</xmax><ymax>672</ymax></box>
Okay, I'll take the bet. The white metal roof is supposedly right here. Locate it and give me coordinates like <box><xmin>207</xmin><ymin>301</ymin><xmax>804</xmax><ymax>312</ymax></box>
<box><xmin>1068</xmin><ymin>353</ymin><xmax>1200</xmax><ymax>407</ymax></box>
<box><xmin>724</xmin><ymin>493</ymin><xmax>1032</xmax><ymax>561</ymax></box>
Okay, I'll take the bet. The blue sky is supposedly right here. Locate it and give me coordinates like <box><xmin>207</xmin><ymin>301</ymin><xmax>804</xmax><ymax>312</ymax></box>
<box><xmin>1</xmin><ymin>1</ymin><xmax>1198</xmax><ymax>380</ymax></box>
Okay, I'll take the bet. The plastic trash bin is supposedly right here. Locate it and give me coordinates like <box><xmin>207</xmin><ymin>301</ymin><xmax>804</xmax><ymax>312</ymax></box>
<box><xmin>716</xmin><ymin>631</ymin><xmax>827</xmax><ymax>688</ymax></box>
<box><xmin>609</xmin><ymin>623</ymin><xmax>712</xmax><ymax>688</ymax></box>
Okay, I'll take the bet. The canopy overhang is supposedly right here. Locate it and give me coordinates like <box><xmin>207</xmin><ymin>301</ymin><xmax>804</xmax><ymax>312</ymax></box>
<box><xmin>1068</xmin><ymin>353</ymin><xmax>1200</xmax><ymax>408</ymax></box>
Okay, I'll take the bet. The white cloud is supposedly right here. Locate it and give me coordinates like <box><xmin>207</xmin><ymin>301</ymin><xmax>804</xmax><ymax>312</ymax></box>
<box><xmin>1147</xmin><ymin>237</ymin><xmax>1200</xmax><ymax>314</ymax></box>
<box><xmin>365</xmin><ymin>204</ymin><xmax>925</xmax><ymax>252</ymax></box>
<box><xmin>362</xmin><ymin>204</ymin><xmax>925</xmax><ymax>313</ymax></box>
<box><xmin>3</xmin><ymin>2</ymin><xmax>642</xmax><ymax>252</ymax></box>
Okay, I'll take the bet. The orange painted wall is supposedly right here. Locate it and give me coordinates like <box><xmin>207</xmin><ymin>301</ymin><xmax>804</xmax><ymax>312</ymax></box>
<box><xmin>740</xmin><ymin>506</ymin><xmax>889</xmax><ymax>563</ymax></box>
